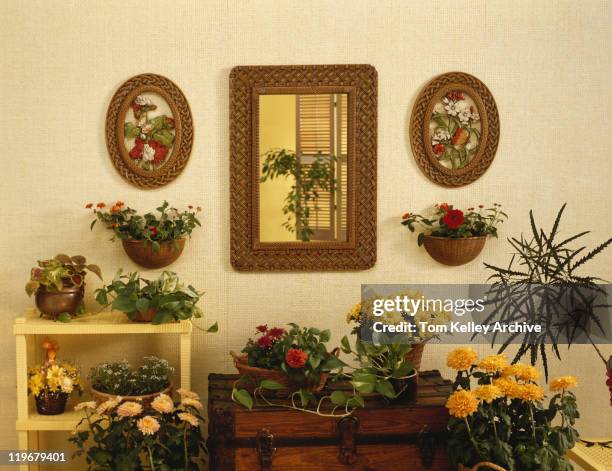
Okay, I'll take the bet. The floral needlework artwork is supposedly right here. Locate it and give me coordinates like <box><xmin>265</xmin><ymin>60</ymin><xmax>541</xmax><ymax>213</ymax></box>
<box><xmin>124</xmin><ymin>94</ymin><xmax>176</xmax><ymax>171</ymax></box>
<box><xmin>430</xmin><ymin>91</ymin><xmax>481</xmax><ymax>169</ymax></box>
<box><xmin>106</xmin><ymin>74</ymin><xmax>193</xmax><ymax>189</ymax></box>
<box><xmin>410</xmin><ymin>72</ymin><xmax>499</xmax><ymax>187</ymax></box>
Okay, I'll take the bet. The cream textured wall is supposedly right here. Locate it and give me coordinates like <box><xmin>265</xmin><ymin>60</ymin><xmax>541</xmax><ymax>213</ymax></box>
<box><xmin>1</xmin><ymin>0</ymin><xmax>611</xmax><ymax>465</ymax></box>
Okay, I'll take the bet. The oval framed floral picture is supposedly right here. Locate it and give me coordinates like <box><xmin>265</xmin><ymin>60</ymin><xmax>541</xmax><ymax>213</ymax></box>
<box><xmin>410</xmin><ymin>72</ymin><xmax>499</xmax><ymax>187</ymax></box>
<box><xmin>105</xmin><ymin>74</ymin><xmax>193</xmax><ymax>188</ymax></box>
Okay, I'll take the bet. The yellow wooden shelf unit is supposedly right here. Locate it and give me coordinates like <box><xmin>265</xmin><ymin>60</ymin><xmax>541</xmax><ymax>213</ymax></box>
<box><xmin>14</xmin><ymin>310</ymin><xmax>192</xmax><ymax>471</ymax></box>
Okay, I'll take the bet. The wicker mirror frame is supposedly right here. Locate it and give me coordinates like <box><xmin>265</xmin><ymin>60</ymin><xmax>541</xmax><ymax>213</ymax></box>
<box><xmin>230</xmin><ymin>64</ymin><xmax>377</xmax><ymax>271</ymax></box>
<box><xmin>410</xmin><ymin>72</ymin><xmax>499</xmax><ymax>187</ymax></box>
<box><xmin>105</xmin><ymin>73</ymin><xmax>193</xmax><ymax>189</ymax></box>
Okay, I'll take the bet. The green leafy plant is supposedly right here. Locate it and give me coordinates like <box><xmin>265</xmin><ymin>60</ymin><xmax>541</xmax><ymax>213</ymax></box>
<box><xmin>445</xmin><ymin>348</ymin><xmax>579</xmax><ymax>471</ymax></box>
<box><xmin>259</xmin><ymin>149</ymin><xmax>336</xmax><ymax>241</ymax></box>
<box><xmin>26</xmin><ymin>254</ymin><xmax>102</xmax><ymax>296</ymax></box>
<box><xmin>401</xmin><ymin>203</ymin><xmax>507</xmax><ymax>246</ymax></box>
<box><xmin>339</xmin><ymin>336</ymin><xmax>415</xmax><ymax>401</ymax></box>
<box><xmin>88</xmin><ymin>200</ymin><xmax>202</xmax><ymax>252</ymax></box>
<box><xmin>70</xmin><ymin>390</ymin><xmax>206</xmax><ymax>470</ymax></box>
<box><xmin>89</xmin><ymin>357</ymin><xmax>174</xmax><ymax>396</ymax></box>
<box><xmin>232</xmin><ymin>324</ymin><xmax>350</xmax><ymax>415</ymax></box>
<box><xmin>95</xmin><ymin>271</ymin><xmax>216</xmax><ymax>329</ymax></box>
<box><xmin>483</xmin><ymin>204</ymin><xmax>612</xmax><ymax>379</ymax></box>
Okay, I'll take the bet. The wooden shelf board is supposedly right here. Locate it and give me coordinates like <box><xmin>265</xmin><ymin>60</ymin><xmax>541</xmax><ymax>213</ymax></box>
<box><xmin>14</xmin><ymin>310</ymin><xmax>192</xmax><ymax>335</ymax></box>
<box><xmin>16</xmin><ymin>409</ymin><xmax>86</xmax><ymax>432</ymax></box>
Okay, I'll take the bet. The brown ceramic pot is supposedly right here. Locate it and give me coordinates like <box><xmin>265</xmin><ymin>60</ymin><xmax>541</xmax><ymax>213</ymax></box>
<box><xmin>131</xmin><ymin>308</ymin><xmax>157</xmax><ymax>323</ymax></box>
<box><xmin>388</xmin><ymin>370</ymin><xmax>418</xmax><ymax>404</ymax></box>
<box><xmin>423</xmin><ymin>236</ymin><xmax>486</xmax><ymax>266</ymax></box>
<box><xmin>90</xmin><ymin>382</ymin><xmax>173</xmax><ymax>408</ymax></box>
<box><xmin>35</xmin><ymin>284</ymin><xmax>84</xmax><ymax>319</ymax></box>
<box><xmin>35</xmin><ymin>392</ymin><xmax>68</xmax><ymax>415</ymax></box>
<box><xmin>122</xmin><ymin>238</ymin><xmax>186</xmax><ymax>269</ymax></box>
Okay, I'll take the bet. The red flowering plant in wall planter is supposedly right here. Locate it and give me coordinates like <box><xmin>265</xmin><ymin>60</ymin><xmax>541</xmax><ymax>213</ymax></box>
<box><xmin>87</xmin><ymin>200</ymin><xmax>202</xmax><ymax>269</ymax></box>
<box><xmin>231</xmin><ymin>324</ymin><xmax>354</xmax><ymax>416</ymax></box>
<box><xmin>401</xmin><ymin>203</ymin><xmax>507</xmax><ymax>266</ymax></box>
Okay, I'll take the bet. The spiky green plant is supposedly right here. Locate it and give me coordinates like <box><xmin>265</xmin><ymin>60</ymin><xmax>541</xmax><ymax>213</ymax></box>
<box><xmin>482</xmin><ymin>204</ymin><xmax>612</xmax><ymax>379</ymax></box>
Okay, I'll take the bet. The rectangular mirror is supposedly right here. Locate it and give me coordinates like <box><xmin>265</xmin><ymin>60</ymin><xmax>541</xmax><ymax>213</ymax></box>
<box><xmin>230</xmin><ymin>65</ymin><xmax>377</xmax><ymax>271</ymax></box>
<box><xmin>258</xmin><ymin>93</ymin><xmax>348</xmax><ymax>243</ymax></box>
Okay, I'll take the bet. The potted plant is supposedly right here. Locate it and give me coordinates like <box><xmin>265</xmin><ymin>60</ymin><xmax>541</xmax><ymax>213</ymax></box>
<box><xmin>401</xmin><ymin>203</ymin><xmax>507</xmax><ymax>266</ymax></box>
<box><xmin>70</xmin><ymin>389</ymin><xmax>206</xmax><ymax>470</ymax></box>
<box><xmin>25</xmin><ymin>254</ymin><xmax>102</xmax><ymax>320</ymax></box>
<box><xmin>88</xmin><ymin>357</ymin><xmax>174</xmax><ymax>407</ymax></box>
<box><xmin>27</xmin><ymin>339</ymin><xmax>83</xmax><ymax>415</ymax></box>
<box><xmin>87</xmin><ymin>200</ymin><xmax>202</xmax><ymax>268</ymax></box>
<box><xmin>445</xmin><ymin>347</ymin><xmax>579</xmax><ymax>470</ymax></box>
<box><xmin>95</xmin><ymin>270</ymin><xmax>211</xmax><ymax>325</ymax></box>
<box><xmin>483</xmin><ymin>204</ymin><xmax>612</xmax><ymax>394</ymax></box>
<box><xmin>340</xmin><ymin>336</ymin><xmax>417</xmax><ymax>404</ymax></box>
<box><xmin>346</xmin><ymin>289</ymin><xmax>450</xmax><ymax>371</ymax></box>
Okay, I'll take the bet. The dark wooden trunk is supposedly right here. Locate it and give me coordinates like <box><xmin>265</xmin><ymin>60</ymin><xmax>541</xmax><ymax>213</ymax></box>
<box><xmin>208</xmin><ymin>370</ymin><xmax>453</xmax><ymax>471</ymax></box>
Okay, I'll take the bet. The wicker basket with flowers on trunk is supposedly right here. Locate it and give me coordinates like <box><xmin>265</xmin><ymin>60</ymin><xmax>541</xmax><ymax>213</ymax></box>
<box><xmin>401</xmin><ymin>203</ymin><xmax>507</xmax><ymax>266</ymax></box>
<box><xmin>445</xmin><ymin>347</ymin><xmax>579</xmax><ymax>471</ymax></box>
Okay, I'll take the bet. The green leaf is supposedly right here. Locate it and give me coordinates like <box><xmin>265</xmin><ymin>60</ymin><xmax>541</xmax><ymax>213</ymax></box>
<box><xmin>57</xmin><ymin>312</ymin><xmax>72</xmax><ymax>323</ymax></box>
<box><xmin>375</xmin><ymin>379</ymin><xmax>396</xmax><ymax>398</ymax></box>
<box><xmin>232</xmin><ymin>388</ymin><xmax>253</xmax><ymax>410</ymax></box>
<box><xmin>321</xmin><ymin>355</ymin><xmax>346</xmax><ymax>371</ymax></box>
<box><xmin>151</xmin><ymin>241</ymin><xmax>161</xmax><ymax>253</ymax></box>
<box><xmin>25</xmin><ymin>281</ymin><xmax>39</xmax><ymax>297</ymax></box>
<box><xmin>206</xmin><ymin>322</ymin><xmax>219</xmax><ymax>333</ymax></box>
<box><xmin>340</xmin><ymin>335</ymin><xmax>352</xmax><ymax>354</ymax></box>
<box><xmin>94</xmin><ymin>289</ymin><xmax>108</xmax><ymax>306</ymax></box>
<box><xmin>259</xmin><ymin>379</ymin><xmax>285</xmax><ymax>390</ymax></box>
<box><xmin>330</xmin><ymin>390</ymin><xmax>348</xmax><ymax>406</ymax></box>
<box><xmin>152</xmin><ymin>129</ymin><xmax>174</xmax><ymax>147</ymax></box>
<box><xmin>124</xmin><ymin>122</ymin><xmax>141</xmax><ymax>139</ymax></box>
<box><xmin>135</xmin><ymin>298</ymin><xmax>150</xmax><ymax>314</ymax></box>
<box><xmin>112</xmin><ymin>295</ymin><xmax>137</xmax><ymax>313</ymax></box>
<box><xmin>319</xmin><ymin>329</ymin><xmax>331</xmax><ymax>343</ymax></box>
<box><xmin>86</xmin><ymin>264</ymin><xmax>102</xmax><ymax>279</ymax></box>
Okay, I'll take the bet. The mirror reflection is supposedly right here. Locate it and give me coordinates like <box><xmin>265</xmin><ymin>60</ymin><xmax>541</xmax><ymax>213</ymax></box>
<box><xmin>258</xmin><ymin>93</ymin><xmax>348</xmax><ymax>243</ymax></box>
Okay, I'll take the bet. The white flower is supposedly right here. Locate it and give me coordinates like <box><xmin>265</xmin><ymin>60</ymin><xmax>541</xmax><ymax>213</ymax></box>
<box><xmin>454</xmin><ymin>101</ymin><xmax>472</xmax><ymax>124</ymax></box>
<box><xmin>60</xmin><ymin>377</ymin><xmax>74</xmax><ymax>394</ymax></box>
<box><xmin>135</xmin><ymin>95</ymin><xmax>153</xmax><ymax>106</ymax></box>
<box><xmin>143</xmin><ymin>144</ymin><xmax>156</xmax><ymax>162</ymax></box>
<box><xmin>431</xmin><ymin>128</ymin><xmax>451</xmax><ymax>145</ymax></box>
<box><xmin>137</xmin><ymin>115</ymin><xmax>147</xmax><ymax>127</ymax></box>
<box><xmin>442</xmin><ymin>97</ymin><xmax>459</xmax><ymax>116</ymax></box>
<box><xmin>471</xmin><ymin>109</ymin><xmax>480</xmax><ymax>122</ymax></box>
<box><xmin>141</xmin><ymin>123</ymin><xmax>153</xmax><ymax>134</ymax></box>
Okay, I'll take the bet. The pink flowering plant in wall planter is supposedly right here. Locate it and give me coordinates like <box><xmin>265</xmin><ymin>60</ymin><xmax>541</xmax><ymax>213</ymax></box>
<box><xmin>400</xmin><ymin>203</ymin><xmax>507</xmax><ymax>266</ymax></box>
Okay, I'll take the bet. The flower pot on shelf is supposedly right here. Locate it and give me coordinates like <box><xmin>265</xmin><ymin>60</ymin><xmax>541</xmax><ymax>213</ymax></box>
<box><xmin>35</xmin><ymin>392</ymin><xmax>69</xmax><ymax>415</ymax></box>
<box><xmin>35</xmin><ymin>284</ymin><xmax>84</xmax><ymax>319</ymax></box>
<box><xmin>90</xmin><ymin>382</ymin><xmax>173</xmax><ymax>408</ymax></box>
<box><xmin>130</xmin><ymin>308</ymin><xmax>157</xmax><ymax>323</ymax></box>
<box><xmin>458</xmin><ymin>463</ymin><xmax>506</xmax><ymax>471</ymax></box>
<box><xmin>423</xmin><ymin>236</ymin><xmax>486</xmax><ymax>266</ymax></box>
<box><xmin>122</xmin><ymin>238</ymin><xmax>186</xmax><ymax>269</ymax></box>
<box><xmin>230</xmin><ymin>350</ymin><xmax>338</xmax><ymax>393</ymax></box>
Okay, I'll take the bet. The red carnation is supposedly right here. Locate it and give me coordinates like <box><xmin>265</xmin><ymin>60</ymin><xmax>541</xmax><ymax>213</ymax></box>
<box><xmin>129</xmin><ymin>138</ymin><xmax>145</xmax><ymax>159</ymax></box>
<box><xmin>257</xmin><ymin>335</ymin><xmax>273</xmax><ymax>348</ymax></box>
<box><xmin>438</xmin><ymin>203</ymin><xmax>451</xmax><ymax>213</ymax></box>
<box><xmin>442</xmin><ymin>209</ymin><xmax>465</xmax><ymax>229</ymax></box>
<box><xmin>256</xmin><ymin>324</ymin><xmax>268</xmax><ymax>333</ymax></box>
<box><xmin>447</xmin><ymin>91</ymin><xmax>465</xmax><ymax>101</ymax></box>
<box><xmin>268</xmin><ymin>327</ymin><xmax>285</xmax><ymax>339</ymax></box>
<box><xmin>149</xmin><ymin>226</ymin><xmax>158</xmax><ymax>237</ymax></box>
<box><xmin>402</xmin><ymin>212</ymin><xmax>411</xmax><ymax>220</ymax></box>
<box><xmin>96</xmin><ymin>202</ymin><xmax>106</xmax><ymax>208</ymax></box>
<box><xmin>85</xmin><ymin>203</ymin><xmax>93</xmax><ymax>209</ymax></box>
<box><xmin>286</xmin><ymin>348</ymin><xmax>309</xmax><ymax>369</ymax></box>
<box><xmin>432</xmin><ymin>144</ymin><xmax>445</xmax><ymax>155</ymax></box>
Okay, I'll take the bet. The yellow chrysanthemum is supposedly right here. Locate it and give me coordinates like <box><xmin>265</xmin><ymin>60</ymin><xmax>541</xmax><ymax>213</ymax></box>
<box><xmin>474</xmin><ymin>384</ymin><xmax>503</xmax><ymax>404</ymax></box>
<box><xmin>550</xmin><ymin>376</ymin><xmax>578</xmax><ymax>392</ymax></box>
<box><xmin>28</xmin><ymin>374</ymin><xmax>44</xmax><ymax>397</ymax></box>
<box><xmin>516</xmin><ymin>384</ymin><xmax>545</xmax><ymax>402</ymax></box>
<box><xmin>137</xmin><ymin>416</ymin><xmax>160</xmax><ymax>435</ymax></box>
<box><xmin>181</xmin><ymin>397</ymin><xmax>204</xmax><ymax>411</ymax></box>
<box><xmin>477</xmin><ymin>354</ymin><xmax>507</xmax><ymax>373</ymax></box>
<box><xmin>447</xmin><ymin>347</ymin><xmax>478</xmax><ymax>371</ymax></box>
<box><xmin>116</xmin><ymin>401</ymin><xmax>143</xmax><ymax>417</ymax></box>
<box><xmin>74</xmin><ymin>401</ymin><xmax>97</xmax><ymax>411</ymax></box>
<box><xmin>178</xmin><ymin>412</ymin><xmax>199</xmax><ymax>427</ymax></box>
<box><xmin>446</xmin><ymin>390</ymin><xmax>478</xmax><ymax>418</ymax></box>
<box><xmin>346</xmin><ymin>303</ymin><xmax>362</xmax><ymax>323</ymax></box>
<box><xmin>96</xmin><ymin>397</ymin><xmax>122</xmax><ymax>415</ymax></box>
<box><xmin>177</xmin><ymin>388</ymin><xmax>200</xmax><ymax>400</ymax></box>
<box><xmin>151</xmin><ymin>394</ymin><xmax>174</xmax><ymax>414</ymax></box>
<box><xmin>493</xmin><ymin>377</ymin><xmax>521</xmax><ymax>398</ymax></box>
<box><xmin>46</xmin><ymin>365</ymin><xmax>64</xmax><ymax>390</ymax></box>
<box><xmin>502</xmin><ymin>363</ymin><xmax>540</xmax><ymax>382</ymax></box>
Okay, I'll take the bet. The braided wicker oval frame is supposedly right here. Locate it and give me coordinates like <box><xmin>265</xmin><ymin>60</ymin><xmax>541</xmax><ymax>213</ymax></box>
<box><xmin>229</xmin><ymin>65</ymin><xmax>377</xmax><ymax>271</ymax></box>
<box><xmin>410</xmin><ymin>72</ymin><xmax>499</xmax><ymax>187</ymax></box>
<box><xmin>105</xmin><ymin>74</ymin><xmax>193</xmax><ymax>189</ymax></box>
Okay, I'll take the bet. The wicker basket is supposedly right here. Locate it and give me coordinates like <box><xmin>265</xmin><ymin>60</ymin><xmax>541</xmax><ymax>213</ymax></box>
<box><xmin>35</xmin><ymin>392</ymin><xmax>68</xmax><ymax>415</ymax></box>
<box><xmin>90</xmin><ymin>382</ymin><xmax>173</xmax><ymax>408</ymax></box>
<box><xmin>423</xmin><ymin>236</ymin><xmax>486</xmax><ymax>266</ymax></box>
<box><xmin>405</xmin><ymin>342</ymin><xmax>426</xmax><ymax>371</ymax></box>
<box><xmin>230</xmin><ymin>350</ymin><xmax>338</xmax><ymax>393</ymax></box>
<box><xmin>458</xmin><ymin>463</ymin><xmax>507</xmax><ymax>471</ymax></box>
